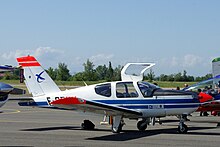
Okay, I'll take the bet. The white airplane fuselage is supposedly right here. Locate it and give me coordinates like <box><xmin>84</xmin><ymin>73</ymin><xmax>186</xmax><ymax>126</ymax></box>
<box><xmin>33</xmin><ymin>81</ymin><xmax>199</xmax><ymax>118</ymax></box>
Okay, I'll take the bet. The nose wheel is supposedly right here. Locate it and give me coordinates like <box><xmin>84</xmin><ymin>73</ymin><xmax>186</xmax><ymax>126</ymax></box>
<box><xmin>178</xmin><ymin>123</ymin><xmax>188</xmax><ymax>133</ymax></box>
<box><xmin>177</xmin><ymin>115</ymin><xmax>188</xmax><ymax>133</ymax></box>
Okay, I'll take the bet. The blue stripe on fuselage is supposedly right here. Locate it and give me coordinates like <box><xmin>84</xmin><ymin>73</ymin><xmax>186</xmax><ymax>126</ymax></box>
<box><xmin>94</xmin><ymin>99</ymin><xmax>199</xmax><ymax>105</ymax></box>
<box><xmin>35</xmin><ymin>101</ymin><xmax>49</xmax><ymax>106</ymax></box>
<box><xmin>120</xmin><ymin>104</ymin><xmax>199</xmax><ymax>109</ymax></box>
<box><xmin>33</xmin><ymin>98</ymin><xmax>200</xmax><ymax>110</ymax></box>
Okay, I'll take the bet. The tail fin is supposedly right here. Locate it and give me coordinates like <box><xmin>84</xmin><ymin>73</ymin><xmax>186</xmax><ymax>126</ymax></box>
<box><xmin>17</xmin><ymin>56</ymin><xmax>61</xmax><ymax>97</ymax></box>
<box><xmin>212</xmin><ymin>57</ymin><xmax>220</xmax><ymax>78</ymax></box>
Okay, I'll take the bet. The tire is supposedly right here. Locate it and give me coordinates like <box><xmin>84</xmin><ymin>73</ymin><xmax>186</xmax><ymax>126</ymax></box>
<box><xmin>177</xmin><ymin>123</ymin><xmax>188</xmax><ymax>134</ymax></box>
<box><xmin>81</xmin><ymin>120</ymin><xmax>95</xmax><ymax>130</ymax></box>
<box><xmin>137</xmin><ymin>120</ymin><xmax>147</xmax><ymax>131</ymax></box>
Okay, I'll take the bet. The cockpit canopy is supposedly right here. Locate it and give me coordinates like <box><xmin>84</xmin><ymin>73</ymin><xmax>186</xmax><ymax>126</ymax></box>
<box><xmin>94</xmin><ymin>81</ymin><xmax>160</xmax><ymax>98</ymax></box>
<box><xmin>94</xmin><ymin>81</ymin><xmax>196</xmax><ymax>98</ymax></box>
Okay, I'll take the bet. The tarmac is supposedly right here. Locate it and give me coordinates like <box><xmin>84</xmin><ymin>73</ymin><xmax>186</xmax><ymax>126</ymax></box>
<box><xmin>1</xmin><ymin>98</ymin><xmax>220</xmax><ymax>147</ymax></box>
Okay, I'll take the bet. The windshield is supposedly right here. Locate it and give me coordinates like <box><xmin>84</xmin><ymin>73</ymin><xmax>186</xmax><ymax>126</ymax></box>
<box><xmin>137</xmin><ymin>81</ymin><xmax>160</xmax><ymax>97</ymax></box>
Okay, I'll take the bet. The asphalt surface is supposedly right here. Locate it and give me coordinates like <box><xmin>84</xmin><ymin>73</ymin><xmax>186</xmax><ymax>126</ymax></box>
<box><xmin>1</xmin><ymin>99</ymin><xmax>220</xmax><ymax>147</ymax></box>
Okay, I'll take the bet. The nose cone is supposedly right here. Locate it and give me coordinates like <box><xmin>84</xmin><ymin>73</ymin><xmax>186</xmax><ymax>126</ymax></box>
<box><xmin>0</xmin><ymin>82</ymin><xmax>14</xmax><ymax>94</ymax></box>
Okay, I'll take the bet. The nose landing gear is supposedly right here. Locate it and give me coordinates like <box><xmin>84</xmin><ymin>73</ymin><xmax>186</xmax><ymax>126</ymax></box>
<box><xmin>177</xmin><ymin>115</ymin><xmax>188</xmax><ymax>133</ymax></box>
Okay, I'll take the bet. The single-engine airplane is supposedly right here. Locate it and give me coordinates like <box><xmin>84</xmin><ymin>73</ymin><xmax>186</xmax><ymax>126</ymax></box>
<box><xmin>0</xmin><ymin>65</ymin><xmax>26</xmax><ymax>108</ymax></box>
<box><xmin>17</xmin><ymin>55</ymin><xmax>200</xmax><ymax>133</ymax></box>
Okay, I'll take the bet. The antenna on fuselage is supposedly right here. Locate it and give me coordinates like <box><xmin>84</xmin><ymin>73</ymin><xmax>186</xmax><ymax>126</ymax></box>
<box><xmin>83</xmin><ymin>81</ymin><xmax>88</xmax><ymax>86</ymax></box>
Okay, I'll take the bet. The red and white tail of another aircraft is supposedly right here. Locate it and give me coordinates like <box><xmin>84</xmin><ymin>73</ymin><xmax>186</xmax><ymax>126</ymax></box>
<box><xmin>17</xmin><ymin>55</ymin><xmax>200</xmax><ymax>133</ymax></box>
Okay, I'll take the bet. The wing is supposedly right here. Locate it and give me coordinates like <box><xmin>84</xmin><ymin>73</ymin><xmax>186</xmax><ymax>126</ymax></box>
<box><xmin>51</xmin><ymin>97</ymin><xmax>142</xmax><ymax>118</ymax></box>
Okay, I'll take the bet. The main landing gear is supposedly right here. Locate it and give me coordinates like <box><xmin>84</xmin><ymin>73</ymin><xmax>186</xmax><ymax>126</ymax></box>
<box><xmin>81</xmin><ymin>116</ymin><xmax>125</xmax><ymax>133</ymax></box>
<box><xmin>137</xmin><ymin>117</ymin><xmax>157</xmax><ymax>131</ymax></box>
<box><xmin>81</xmin><ymin>120</ymin><xmax>95</xmax><ymax>130</ymax></box>
<box><xmin>177</xmin><ymin>115</ymin><xmax>188</xmax><ymax>133</ymax></box>
<box><xmin>136</xmin><ymin>116</ymin><xmax>188</xmax><ymax>133</ymax></box>
<box><xmin>111</xmin><ymin>115</ymin><xmax>125</xmax><ymax>133</ymax></box>
<box><xmin>137</xmin><ymin>119</ymin><xmax>148</xmax><ymax>131</ymax></box>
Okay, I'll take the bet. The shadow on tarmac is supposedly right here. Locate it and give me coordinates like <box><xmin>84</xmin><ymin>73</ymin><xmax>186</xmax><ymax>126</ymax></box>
<box><xmin>87</xmin><ymin>126</ymin><xmax>220</xmax><ymax>141</ymax></box>
<box><xmin>20</xmin><ymin>126</ymin><xmax>81</xmax><ymax>131</ymax></box>
<box><xmin>20</xmin><ymin>125</ymin><xmax>220</xmax><ymax>141</ymax></box>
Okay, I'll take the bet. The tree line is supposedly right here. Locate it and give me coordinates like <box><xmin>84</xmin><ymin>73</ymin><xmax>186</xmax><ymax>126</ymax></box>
<box><xmin>0</xmin><ymin>59</ymin><xmax>212</xmax><ymax>82</ymax></box>
<box><xmin>46</xmin><ymin>59</ymin><xmax>122</xmax><ymax>81</ymax></box>
<box><xmin>144</xmin><ymin>69</ymin><xmax>212</xmax><ymax>82</ymax></box>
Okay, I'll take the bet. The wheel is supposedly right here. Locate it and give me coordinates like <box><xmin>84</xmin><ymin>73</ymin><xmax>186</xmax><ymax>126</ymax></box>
<box><xmin>177</xmin><ymin>123</ymin><xmax>188</xmax><ymax>133</ymax></box>
<box><xmin>112</xmin><ymin>123</ymin><xmax>122</xmax><ymax>133</ymax></box>
<box><xmin>137</xmin><ymin>120</ymin><xmax>147</xmax><ymax>131</ymax></box>
<box><xmin>81</xmin><ymin>120</ymin><xmax>95</xmax><ymax>130</ymax></box>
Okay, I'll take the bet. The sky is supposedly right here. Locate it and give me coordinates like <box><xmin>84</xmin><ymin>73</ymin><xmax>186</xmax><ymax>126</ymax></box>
<box><xmin>0</xmin><ymin>0</ymin><xmax>220</xmax><ymax>76</ymax></box>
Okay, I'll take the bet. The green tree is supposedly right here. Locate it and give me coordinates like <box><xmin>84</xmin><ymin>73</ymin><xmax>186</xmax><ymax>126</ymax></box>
<box><xmin>113</xmin><ymin>65</ymin><xmax>122</xmax><ymax>81</ymax></box>
<box><xmin>167</xmin><ymin>74</ymin><xmax>175</xmax><ymax>81</ymax></box>
<box><xmin>72</xmin><ymin>72</ymin><xmax>84</xmax><ymax>81</ymax></box>
<box><xmin>106</xmin><ymin>62</ymin><xmax>114</xmax><ymax>81</ymax></box>
<box><xmin>46</xmin><ymin>67</ymin><xmax>57</xmax><ymax>80</ymax></box>
<box><xmin>96</xmin><ymin>65</ymin><xmax>108</xmax><ymax>80</ymax></box>
<box><xmin>182</xmin><ymin>70</ymin><xmax>187</xmax><ymax>81</ymax></box>
<box><xmin>159</xmin><ymin>74</ymin><xmax>168</xmax><ymax>81</ymax></box>
<box><xmin>56</xmin><ymin>63</ymin><xmax>71</xmax><ymax>81</ymax></box>
<box><xmin>2</xmin><ymin>70</ymin><xmax>19</xmax><ymax>80</ymax></box>
<box><xmin>145</xmin><ymin>69</ymin><xmax>155</xmax><ymax>82</ymax></box>
<box><xmin>195</xmin><ymin>73</ymin><xmax>212</xmax><ymax>82</ymax></box>
<box><xmin>174</xmin><ymin>72</ymin><xmax>183</xmax><ymax>81</ymax></box>
<box><xmin>83</xmin><ymin>59</ymin><xmax>98</xmax><ymax>81</ymax></box>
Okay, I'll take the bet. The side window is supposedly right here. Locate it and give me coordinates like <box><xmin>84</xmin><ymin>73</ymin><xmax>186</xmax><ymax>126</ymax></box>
<box><xmin>138</xmin><ymin>82</ymin><xmax>153</xmax><ymax>97</ymax></box>
<box><xmin>116</xmin><ymin>82</ymin><xmax>138</xmax><ymax>98</ymax></box>
<box><xmin>95</xmin><ymin>83</ymin><xmax>111</xmax><ymax>97</ymax></box>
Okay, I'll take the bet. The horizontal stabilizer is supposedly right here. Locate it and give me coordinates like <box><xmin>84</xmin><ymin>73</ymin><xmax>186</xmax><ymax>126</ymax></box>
<box><xmin>18</xmin><ymin>100</ymin><xmax>38</xmax><ymax>106</ymax></box>
<box><xmin>10</xmin><ymin>88</ymin><xmax>26</xmax><ymax>95</ymax></box>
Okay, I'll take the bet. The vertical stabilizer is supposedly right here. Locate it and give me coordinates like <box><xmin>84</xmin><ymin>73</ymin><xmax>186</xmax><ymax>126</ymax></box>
<box><xmin>212</xmin><ymin>57</ymin><xmax>220</xmax><ymax>78</ymax></box>
<box><xmin>17</xmin><ymin>56</ymin><xmax>61</xmax><ymax>97</ymax></box>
